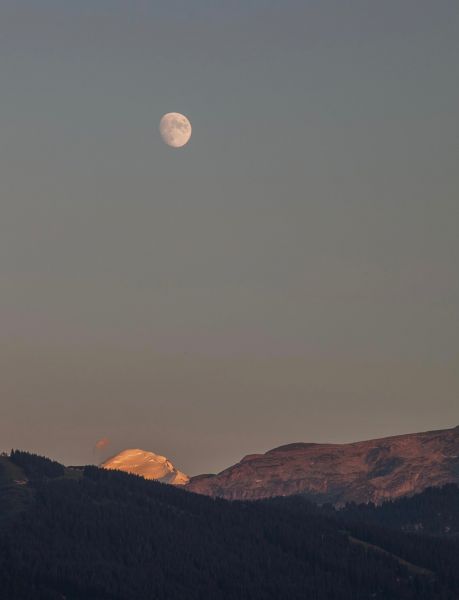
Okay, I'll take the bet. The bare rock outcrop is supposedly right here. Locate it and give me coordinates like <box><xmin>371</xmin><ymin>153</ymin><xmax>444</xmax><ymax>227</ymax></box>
<box><xmin>186</xmin><ymin>426</ymin><xmax>459</xmax><ymax>505</ymax></box>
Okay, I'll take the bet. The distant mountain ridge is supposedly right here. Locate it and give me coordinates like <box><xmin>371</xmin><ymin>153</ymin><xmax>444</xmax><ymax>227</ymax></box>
<box><xmin>186</xmin><ymin>425</ymin><xmax>459</xmax><ymax>505</ymax></box>
<box><xmin>101</xmin><ymin>448</ymin><xmax>189</xmax><ymax>485</ymax></box>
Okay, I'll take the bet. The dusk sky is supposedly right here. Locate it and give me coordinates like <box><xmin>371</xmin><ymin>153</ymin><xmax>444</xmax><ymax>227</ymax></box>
<box><xmin>0</xmin><ymin>1</ymin><xmax>458</xmax><ymax>475</ymax></box>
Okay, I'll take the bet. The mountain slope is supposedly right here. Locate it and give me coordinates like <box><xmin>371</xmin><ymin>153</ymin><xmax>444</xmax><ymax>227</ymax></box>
<box><xmin>339</xmin><ymin>483</ymin><xmax>459</xmax><ymax>537</ymax></box>
<box><xmin>101</xmin><ymin>448</ymin><xmax>189</xmax><ymax>484</ymax></box>
<box><xmin>187</xmin><ymin>426</ymin><xmax>459</xmax><ymax>504</ymax></box>
<box><xmin>1</xmin><ymin>451</ymin><xmax>459</xmax><ymax>600</ymax></box>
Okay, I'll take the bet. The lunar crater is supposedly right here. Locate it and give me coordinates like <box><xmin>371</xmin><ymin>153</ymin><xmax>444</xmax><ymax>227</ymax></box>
<box><xmin>160</xmin><ymin>112</ymin><xmax>192</xmax><ymax>148</ymax></box>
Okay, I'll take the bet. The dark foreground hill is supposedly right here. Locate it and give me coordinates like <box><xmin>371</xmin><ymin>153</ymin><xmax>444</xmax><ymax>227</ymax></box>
<box><xmin>0</xmin><ymin>451</ymin><xmax>459</xmax><ymax>600</ymax></box>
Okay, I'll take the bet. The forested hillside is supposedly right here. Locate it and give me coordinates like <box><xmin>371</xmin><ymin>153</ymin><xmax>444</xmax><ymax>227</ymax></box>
<box><xmin>340</xmin><ymin>483</ymin><xmax>459</xmax><ymax>536</ymax></box>
<box><xmin>0</xmin><ymin>451</ymin><xmax>458</xmax><ymax>599</ymax></box>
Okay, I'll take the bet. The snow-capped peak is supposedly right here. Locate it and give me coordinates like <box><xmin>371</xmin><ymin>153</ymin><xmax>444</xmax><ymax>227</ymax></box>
<box><xmin>101</xmin><ymin>448</ymin><xmax>189</xmax><ymax>485</ymax></box>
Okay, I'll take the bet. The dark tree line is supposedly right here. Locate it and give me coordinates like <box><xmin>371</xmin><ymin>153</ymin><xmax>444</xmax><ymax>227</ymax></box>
<box><xmin>340</xmin><ymin>483</ymin><xmax>459</xmax><ymax>536</ymax></box>
<box><xmin>0</xmin><ymin>452</ymin><xmax>458</xmax><ymax>599</ymax></box>
<box><xmin>10</xmin><ymin>450</ymin><xmax>65</xmax><ymax>480</ymax></box>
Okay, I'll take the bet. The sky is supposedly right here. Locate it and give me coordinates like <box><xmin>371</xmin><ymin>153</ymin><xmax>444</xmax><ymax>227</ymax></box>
<box><xmin>0</xmin><ymin>0</ymin><xmax>458</xmax><ymax>475</ymax></box>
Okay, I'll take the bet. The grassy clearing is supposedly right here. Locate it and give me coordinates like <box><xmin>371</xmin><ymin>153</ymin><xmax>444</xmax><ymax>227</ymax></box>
<box><xmin>0</xmin><ymin>456</ymin><xmax>26</xmax><ymax>484</ymax></box>
<box><xmin>0</xmin><ymin>456</ymin><xmax>32</xmax><ymax>526</ymax></box>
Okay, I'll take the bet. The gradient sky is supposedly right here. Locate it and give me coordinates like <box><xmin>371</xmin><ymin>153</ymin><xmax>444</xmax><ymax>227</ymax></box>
<box><xmin>0</xmin><ymin>1</ymin><xmax>458</xmax><ymax>475</ymax></box>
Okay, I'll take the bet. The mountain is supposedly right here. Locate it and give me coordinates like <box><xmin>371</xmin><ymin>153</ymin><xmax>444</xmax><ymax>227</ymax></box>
<box><xmin>101</xmin><ymin>448</ymin><xmax>189</xmax><ymax>484</ymax></box>
<box><xmin>1</xmin><ymin>451</ymin><xmax>459</xmax><ymax>599</ymax></box>
<box><xmin>187</xmin><ymin>426</ymin><xmax>459</xmax><ymax>504</ymax></box>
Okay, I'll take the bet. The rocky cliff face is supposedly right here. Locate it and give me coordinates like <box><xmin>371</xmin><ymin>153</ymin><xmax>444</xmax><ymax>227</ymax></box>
<box><xmin>102</xmin><ymin>449</ymin><xmax>189</xmax><ymax>485</ymax></box>
<box><xmin>186</xmin><ymin>426</ymin><xmax>459</xmax><ymax>504</ymax></box>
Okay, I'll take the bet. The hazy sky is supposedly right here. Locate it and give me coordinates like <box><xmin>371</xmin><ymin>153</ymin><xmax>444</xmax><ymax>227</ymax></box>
<box><xmin>0</xmin><ymin>1</ymin><xmax>458</xmax><ymax>475</ymax></box>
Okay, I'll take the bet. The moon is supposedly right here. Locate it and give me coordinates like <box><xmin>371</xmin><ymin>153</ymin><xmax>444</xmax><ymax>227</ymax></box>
<box><xmin>159</xmin><ymin>112</ymin><xmax>192</xmax><ymax>148</ymax></box>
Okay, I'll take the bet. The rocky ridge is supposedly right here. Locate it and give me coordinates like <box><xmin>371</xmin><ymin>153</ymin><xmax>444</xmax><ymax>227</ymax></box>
<box><xmin>186</xmin><ymin>426</ymin><xmax>459</xmax><ymax>505</ymax></box>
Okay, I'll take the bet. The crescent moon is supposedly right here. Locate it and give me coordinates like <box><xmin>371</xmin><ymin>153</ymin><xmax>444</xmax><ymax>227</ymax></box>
<box><xmin>159</xmin><ymin>112</ymin><xmax>192</xmax><ymax>148</ymax></box>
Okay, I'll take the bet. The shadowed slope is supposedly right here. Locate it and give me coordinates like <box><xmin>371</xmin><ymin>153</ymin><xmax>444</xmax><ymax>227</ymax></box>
<box><xmin>1</xmin><ymin>452</ymin><xmax>459</xmax><ymax>599</ymax></box>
